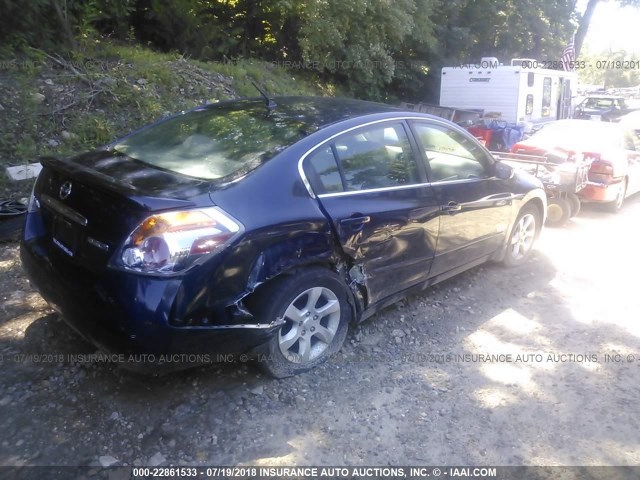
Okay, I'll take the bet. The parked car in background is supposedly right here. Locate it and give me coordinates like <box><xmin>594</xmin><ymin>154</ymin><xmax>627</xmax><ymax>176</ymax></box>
<box><xmin>512</xmin><ymin>119</ymin><xmax>640</xmax><ymax>212</ymax></box>
<box><xmin>574</xmin><ymin>95</ymin><xmax>636</xmax><ymax>122</ymax></box>
<box><xmin>21</xmin><ymin>96</ymin><xmax>546</xmax><ymax>378</ymax></box>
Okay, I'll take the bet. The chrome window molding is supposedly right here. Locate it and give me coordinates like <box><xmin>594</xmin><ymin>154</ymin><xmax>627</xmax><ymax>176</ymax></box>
<box><xmin>297</xmin><ymin>115</ymin><xmax>487</xmax><ymax>199</ymax></box>
<box><xmin>317</xmin><ymin>177</ymin><xmax>486</xmax><ymax>199</ymax></box>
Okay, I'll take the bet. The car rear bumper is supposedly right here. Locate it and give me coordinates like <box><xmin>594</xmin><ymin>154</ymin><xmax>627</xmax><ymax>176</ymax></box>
<box><xmin>578</xmin><ymin>181</ymin><xmax>622</xmax><ymax>203</ymax></box>
<box><xmin>20</xmin><ymin>229</ymin><xmax>278</xmax><ymax>366</ymax></box>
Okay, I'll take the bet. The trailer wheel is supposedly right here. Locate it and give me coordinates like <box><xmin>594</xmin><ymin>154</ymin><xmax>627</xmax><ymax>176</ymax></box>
<box><xmin>546</xmin><ymin>197</ymin><xmax>571</xmax><ymax>227</ymax></box>
<box><xmin>566</xmin><ymin>193</ymin><xmax>581</xmax><ymax>218</ymax></box>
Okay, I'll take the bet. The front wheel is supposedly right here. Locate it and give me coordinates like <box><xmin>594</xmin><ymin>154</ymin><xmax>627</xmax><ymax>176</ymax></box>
<box><xmin>606</xmin><ymin>178</ymin><xmax>627</xmax><ymax>213</ymax></box>
<box><xmin>252</xmin><ymin>268</ymin><xmax>351</xmax><ymax>378</ymax></box>
<box><xmin>502</xmin><ymin>206</ymin><xmax>539</xmax><ymax>267</ymax></box>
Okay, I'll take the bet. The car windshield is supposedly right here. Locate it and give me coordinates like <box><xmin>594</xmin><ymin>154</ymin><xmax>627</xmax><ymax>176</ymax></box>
<box><xmin>583</xmin><ymin>98</ymin><xmax>615</xmax><ymax>109</ymax></box>
<box><xmin>113</xmin><ymin>102</ymin><xmax>316</xmax><ymax>181</ymax></box>
<box><xmin>582</xmin><ymin>97</ymin><xmax>627</xmax><ymax>109</ymax></box>
<box><xmin>531</xmin><ymin>122</ymin><xmax>623</xmax><ymax>150</ymax></box>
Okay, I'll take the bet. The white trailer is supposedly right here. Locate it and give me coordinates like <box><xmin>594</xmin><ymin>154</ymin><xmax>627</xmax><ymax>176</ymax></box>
<box><xmin>440</xmin><ymin>58</ymin><xmax>577</xmax><ymax>126</ymax></box>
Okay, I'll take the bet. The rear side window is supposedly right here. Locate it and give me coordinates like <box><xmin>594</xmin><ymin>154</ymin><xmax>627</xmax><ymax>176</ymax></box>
<box><xmin>334</xmin><ymin>123</ymin><xmax>419</xmax><ymax>191</ymax></box>
<box><xmin>306</xmin><ymin>146</ymin><xmax>344</xmax><ymax>194</ymax></box>
<box><xmin>412</xmin><ymin>123</ymin><xmax>490</xmax><ymax>182</ymax></box>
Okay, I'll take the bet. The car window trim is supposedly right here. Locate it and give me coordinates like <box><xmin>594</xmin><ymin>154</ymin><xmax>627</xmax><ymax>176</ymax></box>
<box><xmin>317</xmin><ymin>177</ymin><xmax>485</xmax><ymax>199</ymax></box>
<box><xmin>298</xmin><ymin>116</ymin><xmax>460</xmax><ymax>198</ymax></box>
<box><xmin>329</xmin><ymin>143</ymin><xmax>348</xmax><ymax>191</ymax></box>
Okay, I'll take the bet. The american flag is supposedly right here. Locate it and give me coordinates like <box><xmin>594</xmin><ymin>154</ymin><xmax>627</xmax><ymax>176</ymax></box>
<box><xmin>561</xmin><ymin>36</ymin><xmax>576</xmax><ymax>71</ymax></box>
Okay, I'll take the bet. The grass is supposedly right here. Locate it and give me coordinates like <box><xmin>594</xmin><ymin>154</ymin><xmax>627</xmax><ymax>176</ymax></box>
<box><xmin>0</xmin><ymin>39</ymin><xmax>339</xmax><ymax>199</ymax></box>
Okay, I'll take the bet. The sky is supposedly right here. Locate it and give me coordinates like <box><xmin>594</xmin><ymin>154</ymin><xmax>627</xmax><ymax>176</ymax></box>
<box><xmin>580</xmin><ymin>1</ymin><xmax>640</xmax><ymax>54</ymax></box>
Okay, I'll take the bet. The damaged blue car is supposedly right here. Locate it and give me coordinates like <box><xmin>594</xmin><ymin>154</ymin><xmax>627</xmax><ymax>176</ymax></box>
<box><xmin>21</xmin><ymin>96</ymin><xmax>546</xmax><ymax>377</ymax></box>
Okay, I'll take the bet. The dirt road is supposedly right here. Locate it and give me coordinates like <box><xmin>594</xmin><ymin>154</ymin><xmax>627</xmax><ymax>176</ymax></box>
<box><xmin>1</xmin><ymin>195</ymin><xmax>640</xmax><ymax>467</ymax></box>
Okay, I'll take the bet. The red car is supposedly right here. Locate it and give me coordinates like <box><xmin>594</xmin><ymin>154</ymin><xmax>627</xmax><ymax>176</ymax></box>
<box><xmin>512</xmin><ymin>120</ymin><xmax>640</xmax><ymax>212</ymax></box>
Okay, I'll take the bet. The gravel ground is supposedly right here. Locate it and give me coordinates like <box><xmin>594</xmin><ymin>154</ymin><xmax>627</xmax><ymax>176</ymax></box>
<box><xmin>1</xmin><ymin>196</ymin><xmax>640</xmax><ymax>467</ymax></box>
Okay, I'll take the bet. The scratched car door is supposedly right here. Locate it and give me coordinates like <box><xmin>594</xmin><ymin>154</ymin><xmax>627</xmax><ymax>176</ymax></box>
<box><xmin>303</xmin><ymin>121</ymin><xmax>440</xmax><ymax>305</ymax></box>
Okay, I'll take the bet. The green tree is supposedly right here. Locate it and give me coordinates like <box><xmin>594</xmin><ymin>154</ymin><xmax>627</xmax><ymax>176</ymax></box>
<box><xmin>579</xmin><ymin>48</ymin><xmax>640</xmax><ymax>88</ymax></box>
<box><xmin>297</xmin><ymin>0</ymin><xmax>420</xmax><ymax>99</ymax></box>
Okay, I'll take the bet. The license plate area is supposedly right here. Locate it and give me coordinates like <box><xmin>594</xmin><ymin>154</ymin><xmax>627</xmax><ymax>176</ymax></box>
<box><xmin>52</xmin><ymin>217</ymin><xmax>78</xmax><ymax>257</ymax></box>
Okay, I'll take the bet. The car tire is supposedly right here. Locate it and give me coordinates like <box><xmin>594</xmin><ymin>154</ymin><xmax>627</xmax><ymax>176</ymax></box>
<box><xmin>546</xmin><ymin>197</ymin><xmax>571</xmax><ymax>227</ymax></box>
<box><xmin>502</xmin><ymin>205</ymin><xmax>540</xmax><ymax>267</ymax></box>
<box><xmin>606</xmin><ymin>178</ymin><xmax>627</xmax><ymax>214</ymax></box>
<box><xmin>252</xmin><ymin>267</ymin><xmax>351</xmax><ymax>378</ymax></box>
<box><xmin>566</xmin><ymin>193</ymin><xmax>581</xmax><ymax>218</ymax></box>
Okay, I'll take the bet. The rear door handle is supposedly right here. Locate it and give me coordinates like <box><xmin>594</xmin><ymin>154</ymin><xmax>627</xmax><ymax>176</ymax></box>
<box><xmin>440</xmin><ymin>201</ymin><xmax>462</xmax><ymax>213</ymax></box>
<box><xmin>340</xmin><ymin>215</ymin><xmax>371</xmax><ymax>231</ymax></box>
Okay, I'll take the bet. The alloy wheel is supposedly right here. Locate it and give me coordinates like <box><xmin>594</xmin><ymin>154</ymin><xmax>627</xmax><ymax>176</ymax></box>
<box><xmin>278</xmin><ymin>287</ymin><xmax>341</xmax><ymax>363</ymax></box>
<box><xmin>510</xmin><ymin>213</ymin><xmax>536</xmax><ymax>260</ymax></box>
<box><xmin>615</xmin><ymin>180</ymin><xmax>627</xmax><ymax>210</ymax></box>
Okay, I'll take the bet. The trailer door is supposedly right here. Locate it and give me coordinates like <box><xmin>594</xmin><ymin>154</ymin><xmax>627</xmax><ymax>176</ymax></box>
<box><xmin>558</xmin><ymin>78</ymin><xmax>572</xmax><ymax>119</ymax></box>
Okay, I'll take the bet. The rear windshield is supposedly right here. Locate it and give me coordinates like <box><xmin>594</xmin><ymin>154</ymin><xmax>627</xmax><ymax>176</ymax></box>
<box><xmin>113</xmin><ymin>102</ymin><xmax>314</xmax><ymax>180</ymax></box>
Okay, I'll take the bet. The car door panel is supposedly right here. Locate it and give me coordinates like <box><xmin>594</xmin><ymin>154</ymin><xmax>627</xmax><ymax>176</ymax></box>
<box><xmin>318</xmin><ymin>189</ymin><xmax>440</xmax><ymax>304</ymax></box>
<box><xmin>429</xmin><ymin>179</ymin><xmax>514</xmax><ymax>276</ymax></box>
<box><xmin>409</xmin><ymin>121</ymin><xmax>514</xmax><ymax>277</ymax></box>
<box><xmin>304</xmin><ymin>121</ymin><xmax>440</xmax><ymax>306</ymax></box>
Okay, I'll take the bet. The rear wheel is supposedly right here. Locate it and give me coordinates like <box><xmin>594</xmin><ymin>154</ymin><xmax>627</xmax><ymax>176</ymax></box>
<box><xmin>606</xmin><ymin>178</ymin><xmax>627</xmax><ymax>213</ymax></box>
<box><xmin>566</xmin><ymin>193</ymin><xmax>581</xmax><ymax>218</ymax></box>
<box><xmin>253</xmin><ymin>268</ymin><xmax>350</xmax><ymax>378</ymax></box>
<box><xmin>502</xmin><ymin>206</ymin><xmax>539</xmax><ymax>267</ymax></box>
<box><xmin>546</xmin><ymin>197</ymin><xmax>571</xmax><ymax>227</ymax></box>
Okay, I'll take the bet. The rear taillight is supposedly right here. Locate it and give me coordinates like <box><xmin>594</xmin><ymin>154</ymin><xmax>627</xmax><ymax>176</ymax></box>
<box><xmin>117</xmin><ymin>207</ymin><xmax>242</xmax><ymax>275</ymax></box>
<box><xmin>590</xmin><ymin>160</ymin><xmax>614</xmax><ymax>176</ymax></box>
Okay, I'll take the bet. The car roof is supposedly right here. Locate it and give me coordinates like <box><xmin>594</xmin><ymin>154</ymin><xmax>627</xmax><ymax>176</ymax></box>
<box><xmin>198</xmin><ymin>96</ymin><xmax>403</xmax><ymax>130</ymax></box>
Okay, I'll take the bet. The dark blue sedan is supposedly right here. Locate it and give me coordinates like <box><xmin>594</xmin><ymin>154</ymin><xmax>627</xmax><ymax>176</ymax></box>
<box><xmin>21</xmin><ymin>96</ymin><xmax>546</xmax><ymax>377</ymax></box>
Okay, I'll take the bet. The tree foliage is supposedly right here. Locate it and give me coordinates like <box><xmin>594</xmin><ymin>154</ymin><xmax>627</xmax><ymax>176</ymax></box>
<box><xmin>0</xmin><ymin>0</ymin><xmax>631</xmax><ymax>101</ymax></box>
<box><xmin>579</xmin><ymin>48</ymin><xmax>640</xmax><ymax>88</ymax></box>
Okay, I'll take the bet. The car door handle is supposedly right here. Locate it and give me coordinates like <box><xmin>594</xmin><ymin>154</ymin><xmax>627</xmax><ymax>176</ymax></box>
<box><xmin>340</xmin><ymin>215</ymin><xmax>371</xmax><ymax>230</ymax></box>
<box><xmin>440</xmin><ymin>202</ymin><xmax>462</xmax><ymax>213</ymax></box>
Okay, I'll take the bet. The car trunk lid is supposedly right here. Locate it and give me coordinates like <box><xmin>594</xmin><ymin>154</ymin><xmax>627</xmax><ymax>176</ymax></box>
<box><xmin>34</xmin><ymin>151</ymin><xmax>211</xmax><ymax>270</ymax></box>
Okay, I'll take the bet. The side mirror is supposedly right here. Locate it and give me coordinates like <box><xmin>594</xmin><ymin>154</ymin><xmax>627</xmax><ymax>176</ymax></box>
<box><xmin>494</xmin><ymin>161</ymin><xmax>514</xmax><ymax>180</ymax></box>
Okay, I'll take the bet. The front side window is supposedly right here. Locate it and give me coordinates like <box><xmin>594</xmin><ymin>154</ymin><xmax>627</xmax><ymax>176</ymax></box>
<box><xmin>333</xmin><ymin>123</ymin><xmax>420</xmax><ymax>191</ymax></box>
<box><xmin>412</xmin><ymin>123</ymin><xmax>490</xmax><ymax>182</ymax></box>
